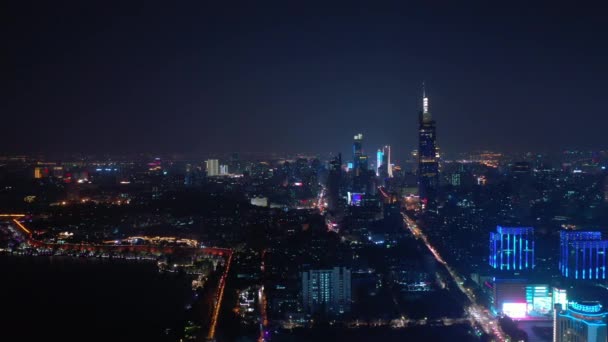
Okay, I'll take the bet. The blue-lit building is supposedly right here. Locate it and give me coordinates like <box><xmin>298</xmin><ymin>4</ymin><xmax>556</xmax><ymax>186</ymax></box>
<box><xmin>554</xmin><ymin>302</ymin><xmax>607</xmax><ymax>342</ymax></box>
<box><xmin>376</xmin><ymin>149</ymin><xmax>384</xmax><ymax>177</ymax></box>
<box><xmin>559</xmin><ymin>231</ymin><xmax>608</xmax><ymax>280</ymax></box>
<box><xmin>489</xmin><ymin>226</ymin><xmax>535</xmax><ymax>270</ymax></box>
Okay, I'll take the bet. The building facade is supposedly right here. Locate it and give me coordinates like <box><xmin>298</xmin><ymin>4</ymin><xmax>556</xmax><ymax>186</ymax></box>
<box><xmin>301</xmin><ymin>267</ymin><xmax>351</xmax><ymax>316</ymax></box>
<box><xmin>376</xmin><ymin>149</ymin><xmax>384</xmax><ymax>177</ymax></box>
<box><xmin>560</xmin><ymin>231</ymin><xmax>608</xmax><ymax>280</ymax></box>
<box><xmin>489</xmin><ymin>226</ymin><xmax>535</xmax><ymax>270</ymax></box>
<box><xmin>205</xmin><ymin>159</ymin><xmax>219</xmax><ymax>177</ymax></box>
<box><xmin>554</xmin><ymin>302</ymin><xmax>607</xmax><ymax>342</ymax></box>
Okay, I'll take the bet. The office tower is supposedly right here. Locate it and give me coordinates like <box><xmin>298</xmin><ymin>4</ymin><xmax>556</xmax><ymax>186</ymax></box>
<box><xmin>554</xmin><ymin>302</ymin><xmax>607</xmax><ymax>342</ymax></box>
<box><xmin>359</xmin><ymin>155</ymin><xmax>368</xmax><ymax>173</ymax></box>
<box><xmin>418</xmin><ymin>84</ymin><xmax>439</xmax><ymax>211</ymax></box>
<box><xmin>377</xmin><ymin>145</ymin><xmax>393</xmax><ymax>180</ymax></box>
<box><xmin>219</xmin><ymin>164</ymin><xmax>229</xmax><ymax>175</ymax></box>
<box><xmin>327</xmin><ymin>154</ymin><xmax>342</xmax><ymax>212</ymax></box>
<box><xmin>376</xmin><ymin>149</ymin><xmax>384</xmax><ymax>177</ymax></box>
<box><xmin>559</xmin><ymin>231</ymin><xmax>608</xmax><ymax>280</ymax></box>
<box><xmin>489</xmin><ymin>226</ymin><xmax>535</xmax><ymax>270</ymax></box>
<box><xmin>353</xmin><ymin>133</ymin><xmax>364</xmax><ymax>176</ymax></box>
<box><xmin>205</xmin><ymin>159</ymin><xmax>219</xmax><ymax>177</ymax></box>
<box><xmin>384</xmin><ymin>145</ymin><xmax>393</xmax><ymax>178</ymax></box>
<box><xmin>301</xmin><ymin>267</ymin><xmax>351</xmax><ymax>315</ymax></box>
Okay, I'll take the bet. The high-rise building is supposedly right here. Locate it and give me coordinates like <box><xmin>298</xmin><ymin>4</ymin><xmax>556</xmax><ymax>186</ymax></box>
<box><xmin>376</xmin><ymin>149</ymin><xmax>384</xmax><ymax>177</ymax></box>
<box><xmin>418</xmin><ymin>84</ymin><xmax>439</xmax><ymax>211</ymax></box>
<box><xmin>560</xmin><ymin>231</ymin><xmax>608</xmax><ymax>280</ymax></box>
<box><xmin>384</xmin><ymin>145</ymin><xmax>393</xmax><ymax>178</ymax></box>
<box><xmin>327</xmin><ymin>154</ymin><xmax>342</xmax><ymax>212</ymax></box>
<box><xmin>377</xmin><ymin>145</ymin><xmax>393</xmax><ymax>180</ymax></box>
<box><xmin>205</xmin><ymin>159</ymin><xmax>219</xmax><ymax>177</ymax></box>
<box><xmin>219</xmin><ymin>164</ymin><xmax>229</xmax><ymax>175</ymax></box>
<box><xmin>358</xmin><ymin>155</ymin><xmax>368</xmax><ymax>173</ymax></box>
<box><xmin>489</xmin><ymin>226</ymin><xmax>535</xmax><ymax>271</ymax></box>
<box><xmin>301</xmin><ymin>267</ymin><xmax>351</xmax><ymax>316</ymax></box>
<box><xmin>353</xmin><ymin>133</ymin><xmax>364</xmax><ymax>176</ymax></box>
<box><xmin>554</xmin><ymin>302</ymin><xmax>607</xmax><ymax>342</ymax></box>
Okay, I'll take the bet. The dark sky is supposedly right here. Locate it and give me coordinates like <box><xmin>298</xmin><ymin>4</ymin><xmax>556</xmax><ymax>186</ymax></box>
<box><xmin>3</xmin><ymin>1</ymin><xmax>608</xmax><ymax>160</ymax></box>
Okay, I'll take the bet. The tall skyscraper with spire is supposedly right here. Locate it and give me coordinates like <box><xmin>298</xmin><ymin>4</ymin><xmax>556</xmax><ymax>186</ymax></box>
<box><xmin>418</xmin><ymin>83</ymin><xmax>439</xmax><ymax>211</ymax></box>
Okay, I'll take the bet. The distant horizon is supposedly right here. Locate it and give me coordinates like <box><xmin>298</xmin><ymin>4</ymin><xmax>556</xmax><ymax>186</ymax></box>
<box><xmin>2</xmin><ymin>148</ymin><xmax>606</xmax><ymax>162</ymax></box>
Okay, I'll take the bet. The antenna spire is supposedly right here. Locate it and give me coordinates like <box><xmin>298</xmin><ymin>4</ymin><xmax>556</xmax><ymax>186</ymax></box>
<box><xmin>422</xmin><ymin>81</ymin><xmax>426</xmax><ymax>98</ymax></box>
<box><xmin>422</xmin><ymin>81</ymin><xmax>429</xmax><ymax>114</ymax></box>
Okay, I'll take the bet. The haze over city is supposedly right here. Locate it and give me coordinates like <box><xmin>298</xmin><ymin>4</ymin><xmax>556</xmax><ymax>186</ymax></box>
<box><xmin>2</xmin><ymin>2</ymin><xmax>608</xmax><ymax>342</ymax></box>
<box><xmin>4</xmin><ymin>2</ymin><xmax>608</xmax><ymax>156</ymax></box>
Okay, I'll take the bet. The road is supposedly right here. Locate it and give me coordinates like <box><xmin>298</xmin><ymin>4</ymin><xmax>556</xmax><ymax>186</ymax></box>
<box><xmin>207</xmin><ymin>250</ymin><xmax>233</xmax><ymax>341</ymax></box>
<box><xmin>258</xmin><ymin>248</ymin><xmax>269</xmax><ymax>342</ymax></box>
<box><xmin>402</xmin><ymin>212</ymin><xmax>506</xmax><ymax>342</ymax></box>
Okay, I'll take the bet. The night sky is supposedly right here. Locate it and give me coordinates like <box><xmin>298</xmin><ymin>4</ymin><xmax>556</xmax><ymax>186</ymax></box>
<box><xmin>4</xmin><ymin>1</ymin><xmax>608</xmax><ymax>159</ymax></box>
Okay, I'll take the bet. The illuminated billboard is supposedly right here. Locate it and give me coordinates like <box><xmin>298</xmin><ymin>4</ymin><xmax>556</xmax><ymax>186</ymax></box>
<box><xmin>503</xmin><ymin>302</ymin><xmax>527</xmax><ymax>318</ymax></box>
<box><xmin>526</xmin><ymin>285</ymin><xmax>552</xmax><ymax>315</ymax></box>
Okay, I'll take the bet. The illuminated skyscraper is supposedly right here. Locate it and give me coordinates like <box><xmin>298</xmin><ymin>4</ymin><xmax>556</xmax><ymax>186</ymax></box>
<box><xmin>418</xmin><ymin>83</ymin><xmax>439</xmax><ymax>211</ymax></box>
<box><xmin>205</xmin><ymin>159</ymin><xmax>219</xmax><ymax>177</ymax></box>
<box><xmin>560</xmin><ymin>231</ymin><xmax>608</xmax><ymax>280</ymax></box>
<box><xmin>554</xmin><ymin>302</ymin><xmax>607</xmax><ymax>342</ymax></box>
<box><xmin>376</xmin><ymin>149</ymin><xmax>384</xmax><ymax>177</ymax></box>
<box><xmin>384</xmin><ymin>145</ymin><xmax>393</xmax><ymax>178</ymax></box>
<box><xmin>219</xmin><ymin>164</ymin><xmax>229</xmax><ymax>175</ymax></box>
<box><xmin>489</xmin><ymin>226</ymin><xmax>535</xmax><ymax>270</ymax></box>
<box><xmin>377</xmin><ymin>145</ymin><xmax>393</xmax><ymax>180</ymax></box>
<box><xmin>353</xmin><ymin>133</ymin><xmax>364</xmax><ymax>176</ymax></box>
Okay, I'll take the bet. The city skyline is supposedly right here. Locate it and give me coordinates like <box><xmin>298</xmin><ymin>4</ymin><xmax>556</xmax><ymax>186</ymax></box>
<box><xmin>4</xmin><ymin>3</ymin><xmax>608</xmax><ymax>341</ymax></box>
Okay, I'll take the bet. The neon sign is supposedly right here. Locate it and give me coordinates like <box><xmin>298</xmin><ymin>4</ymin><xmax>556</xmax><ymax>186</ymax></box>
<box><xmin>570</xmin><ymin>302</ymin><xmax>602</xmax><ymax>313</ymax></box>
